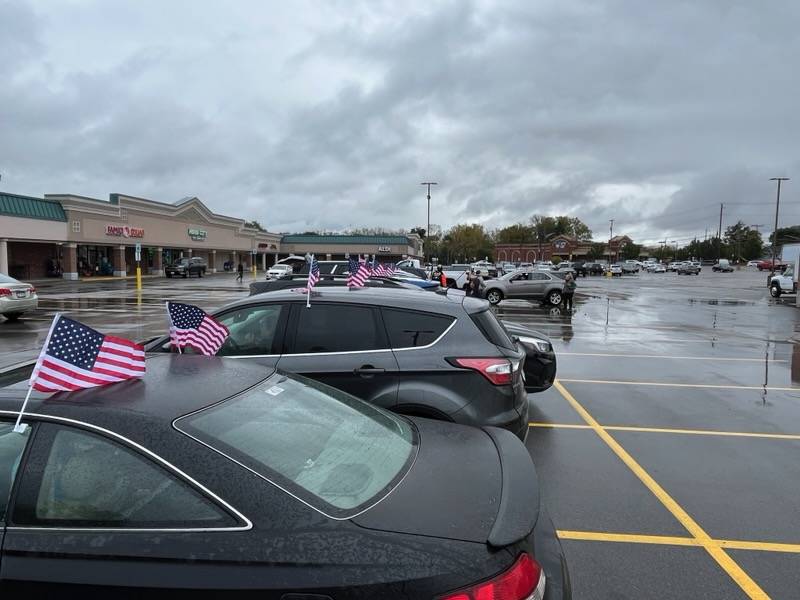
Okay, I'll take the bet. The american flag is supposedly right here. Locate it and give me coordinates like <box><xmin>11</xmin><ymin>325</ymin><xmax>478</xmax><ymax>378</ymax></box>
<box><xmin>374</xmin><ymin>262</ymin><xmax>395</xmax><ymax>276</ymax></box>
<box><xmin>167</xmin><ymin>302</ymin><xmax>229</xmax><ymax>356</ymax></box>
<box><xmin>347</xmin><ymin>257</ymin><xmax>370</xmax><ymax>287</ymax></box>
<box><xmin>305</xmin><ymin>255</ymin><xmax>320</xmax><ymax>291</ymax></box>
<box><xmin>29</xmin><ymin>316</ymin><xmax>145</xmax><ymax>392</ymax></box>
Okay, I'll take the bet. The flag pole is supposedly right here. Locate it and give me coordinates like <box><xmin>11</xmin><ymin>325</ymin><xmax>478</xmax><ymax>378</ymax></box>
<box><xmin>14</xmin><ymin>312</ymin><xmax>61</xmax><ymax>433</ymax></box>
<box><xmin>165</xmin><ymin>301</ymin><xmax>182</xmax><ymax>354</ymax></box>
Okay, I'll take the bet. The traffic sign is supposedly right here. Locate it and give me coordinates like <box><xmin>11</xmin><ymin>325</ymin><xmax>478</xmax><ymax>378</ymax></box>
<box><xmin>134</xmin><ymin>243</ymin><xmax>142</xmax><ymax>262</ymax></box>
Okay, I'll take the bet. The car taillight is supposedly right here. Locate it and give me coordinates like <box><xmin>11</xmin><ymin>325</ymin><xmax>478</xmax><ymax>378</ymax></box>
<box><xmin>453</xmin><ymin>357</ymin><xmax>513</xmax><ymax>386</ymax></box>
<box><xmin>440</xmin><ymin>553</ymin><xmax>545</xmax><ymax>600</ymax></box>
<box><xmin>0</xmin><ymin>288</ymin><xmax>11</xmax><ymax>297</ymax></box>
<box><xmin>28</xmin><ymin>286</ymin><xmax>36</xmax><ymax>294</ymax></box>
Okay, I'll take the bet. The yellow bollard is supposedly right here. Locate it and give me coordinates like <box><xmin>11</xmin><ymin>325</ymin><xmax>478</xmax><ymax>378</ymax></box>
<box><xmin>136</xmin><ymin>263</ymin><xmax>142</xmax><ymax>290</ymax></box>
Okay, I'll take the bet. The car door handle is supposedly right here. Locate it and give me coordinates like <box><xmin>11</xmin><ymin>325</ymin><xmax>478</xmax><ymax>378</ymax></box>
<box><xmin>354</xmin><ymin>366</ymin><xmax>385</xmax><ymax>376</ymax></box>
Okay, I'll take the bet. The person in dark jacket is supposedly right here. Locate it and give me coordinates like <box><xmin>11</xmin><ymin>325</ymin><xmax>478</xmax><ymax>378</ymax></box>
<box><xmin>236</xmin><ymin>261</ymin><xmax>244</xmax><ymax>282</ymax></box>
<box><xmin>563</xmin><ymin>272</ymin><xmax>577</xmax><ymax>311</ymax></box>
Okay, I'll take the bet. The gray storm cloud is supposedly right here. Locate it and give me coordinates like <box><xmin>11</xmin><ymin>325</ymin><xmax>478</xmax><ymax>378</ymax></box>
<box><xmin>2</xmin><ymin>0</ymin><xmax>798</xmax><ymax>243</ymax></box>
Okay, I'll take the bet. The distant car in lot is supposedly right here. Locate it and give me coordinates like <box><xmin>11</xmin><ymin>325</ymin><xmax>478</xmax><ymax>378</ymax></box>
<box><xmin>747</xmin><ymin>260</ymin><xmax>760</xmax><ymax>268</ymax></box>
<box><xmin>676</xmin><ymin>262</ymin><xmax>700</xmax><ymax>275</ymax></box>
<box><xmin>712</xmin><ymin>259</ymin><xmax>734</xmax><ymax>273</ymax></box>
<box><xmin>165</xmin><ymin>257</ymin><xmax>207</xmax><ymax>278</ymax></box>
<box><xmin>0</xmin><ymin>273</ymin><xmax>38</xmax><ymax>321</ymax></box>
<box><xmin>621</xmin><ymin>261</ymin><xmax>639</xmax><ymax>274</ymax></box>
<box><xmin>607</xmin><ymin>264</ymin><xmax>623</xmax><ymax>276</ymax></box>
<box><xmin>756</xmin><ymin>259</ymin><xmax>788</xmax><ymax>272</ymax></box>
<box><xmin>147</xmin><ymin>288</ymin><xmax>534</xmax><ymax>440</ymax></box>
<box><xmin>266</xmin><ymin>263</ymin><xmax>293</xmax><ymax>279</ymax></box>
<box><xmin>582</xmin><ymin>262</ymin><xmax>604</xmax><ymax>276</ymax></box>
<box><xmin>653</xmin><ymin>263</ymin><xmax>667</xmax><ymax>273</ymax></box>
<box><xmin>482</xmin><ymin>270</ymin><xmax>567</xmax><ymax>306</ymax></box>
<box><xmin>769</xmin><ymin>264</ymin><xmax>796</xmax><ymax>297</ymax></box>
<box><xmin>0</xmin><ymin>355</ymin><xmax>570</xmax><ymax>599</ymax></box>
<box><xmin>666</xmin><ymin>262</ymin><xmax>682</xmax><ymax>272</ymax></box>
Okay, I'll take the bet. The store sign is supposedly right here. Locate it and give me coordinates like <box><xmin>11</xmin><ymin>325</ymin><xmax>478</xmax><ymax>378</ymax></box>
<box><xmin>188</xmin><ymin>228</ymin><xmax>207</xmax><ymax>241</ymax></box>
<box><xmin>553</xmin><ymin>239</ymin><xmax>568</xmax><ymax>249</ymax></box>
<box><xmin>106</xmin><ymin>225</ymin><xmax>144</xmax><ymax>238</ymax></box>
<box><xmin>377</xmin><ymin>246</ymin><xmax>391</xmax><ymax>253</ymax></box>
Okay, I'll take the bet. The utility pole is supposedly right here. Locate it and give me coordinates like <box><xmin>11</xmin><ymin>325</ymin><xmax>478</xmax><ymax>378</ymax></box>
<box><xmin>608</xmin><ymin>219</ymin><xmax>614</xmax><ymax>262</ymax></box>
<box><xmin>717</xmin><ymin>203</ymin><xmax>724</xmax><ymax>261</ymax></box>
<box><xmin>769</xmin><ymin>177</ymin><xmax>789</xmax><ymax>276</ymax></box>
<box><xmin>420</xmin><ymin>182</ymin><xmax>437</xmax><ymax>263</ymax></box>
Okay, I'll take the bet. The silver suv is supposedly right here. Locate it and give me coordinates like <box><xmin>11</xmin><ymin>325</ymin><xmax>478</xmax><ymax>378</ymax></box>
<box><xmin>482</xmin><ymin>270</ymin><xmax>566</xmax><ymax>306</ymax></box>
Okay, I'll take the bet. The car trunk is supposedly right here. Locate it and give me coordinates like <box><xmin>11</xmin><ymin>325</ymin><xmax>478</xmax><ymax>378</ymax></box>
<box><xmin>351</xmin><ymin>418</ymin><xmax>539</xmax><ymax>547</ymax></box>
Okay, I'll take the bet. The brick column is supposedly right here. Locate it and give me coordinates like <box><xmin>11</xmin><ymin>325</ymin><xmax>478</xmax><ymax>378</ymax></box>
<box><xmin>261</xmin><ymin>252</ymin><xmax>266</xmax><ymax>270</ymax></box>
<box><xmin>62</xmin><ymin>243</ymin><xmax>78</xmax><ymax>280</ymax></box>
<box><xmin>0</xmin><ymin>239</ymin><xmax>7</xmax><ymax>276</ymax></box>
<box><xmin>113</xmin><ymin>245</ymin><xmax>127</xmax><ymax>277</ymax></box>
<box><xmin>151</xmin><ymin>247</ymin><xmax>164</xmax><ymax>276</ymax></box>
<box><xmin>186</xmin><ymin>248</ymin><xmax>193</xmax><ymax>258</ymax></box>
<box><xmin>211</xmin><ymin>249</ymin><xmax>217</xmax><ymax>273</ymax></box>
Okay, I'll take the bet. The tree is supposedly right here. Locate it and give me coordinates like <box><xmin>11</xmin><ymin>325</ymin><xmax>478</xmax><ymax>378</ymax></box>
<box><xmin>494</xmin><ymin>223</ymin><xmax>535</xmax><ymax>244</ymax></box>
<box><xmin>724</xmin><ymin>221</ymin><xmax>763</xmax><ymax>261</ymax></box>
<box><xmin>769</xmin><ymin>226</ymin><xmax>800</xmax><ymax>247</ymax></box>
<box><xmin>409</xmin><ymin>227</ymin><xmax>426</xmax><ymax>239</ymax></box>
<box><xmin>245</xmin><ymin>220</ymin><xmax>266</xmax><ymax>231</ymax></box>
<box><xmin>586</xmin><ymin>243</ymin><xmax>607</xmax><ymax>261</ymax></box>
<box><xmin>440</xmin><ymin>224</ymin><xmax>493</xmax><ymax>263</ymax></box>
<box><xmin>620</xmin><ymin>243</ymin><xmax>642</xmax><ymax>260</ymax></box>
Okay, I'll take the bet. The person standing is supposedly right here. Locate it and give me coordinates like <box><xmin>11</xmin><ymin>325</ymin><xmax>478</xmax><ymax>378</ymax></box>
<box><xmin>236</xmin><ymin>261</ymin><xmax>244</xmax><ymax>283</ymax></box>
<box><xmin>563</xmin><ymin>272</ymin><xmax>577</xmax><ymax>311</ymax></box>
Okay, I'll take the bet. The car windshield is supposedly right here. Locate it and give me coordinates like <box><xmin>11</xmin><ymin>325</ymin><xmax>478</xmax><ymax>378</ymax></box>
<box><xmin>175</xmin><ymin>373</ymin><xmax>416</xmax><ymax>517</ymax></box>
<box><xmin>175</xmin><ymin>259</ymin><xmax>189</xmax><ymax>266</ymax></box>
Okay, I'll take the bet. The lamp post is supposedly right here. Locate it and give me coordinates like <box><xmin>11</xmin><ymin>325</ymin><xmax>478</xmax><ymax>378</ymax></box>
<box><xmin>769</xmin><ymin>178</ymin><xmax>789</xmax><ymax>276</ymax></box>
<box><xmin>420</xmin><ymin>182</ymin><xmax>437</xmax><ymax>263</ymax></box>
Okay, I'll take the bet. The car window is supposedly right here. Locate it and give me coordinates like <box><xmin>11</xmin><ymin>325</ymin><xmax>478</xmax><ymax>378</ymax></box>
<box><xmin>292</xmin><ymin>304</ymin><xmax>386</xmax><ymax>353</ymax></box>
<box><xmin>0</xmin><ymin>421</ymin><xmax>31</xmax><ymax>522</ymax></box>
<box><xmin>216</xmin><ymin>304</ymin><xmax>284</xmax><ymax>356</ymax></box>
<box><xmin>510</xmin><ymin>273</ymin><xmax>527</xmax><ymax>281</ymax></box>
<box><xmin>175</xmin><ymin>373</ymin><xmax>415</xmax><ymax>516</ymax></box>
<box><xmin>470</xmin><ymin>308</ymin><xmax>516</xmax><ymax>351</ymax></box>
<box><xmin>532</xmin><ymin>273</ymin><xmax>550</xmax><ymax>280</ymax></box>
<box><xmin>382</xmin><ymin>308</ymin><xmax>454</xmax><ymax>349</ymax></box>
<box><xmin>13</xmin><ymin>425</ymin><xmax>235</xmax><ymax>528</ymax></box>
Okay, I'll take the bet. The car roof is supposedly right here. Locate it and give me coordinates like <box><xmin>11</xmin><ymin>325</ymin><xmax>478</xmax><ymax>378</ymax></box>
<box><xmin>0</xmin><ymin>355</ymin><xmax>272</xmax><ymax>432</ymax></box>
<box><xmin>238</xmin><ymin>286</ymin><xmax>484</xmax><ymax>315</ymax></box>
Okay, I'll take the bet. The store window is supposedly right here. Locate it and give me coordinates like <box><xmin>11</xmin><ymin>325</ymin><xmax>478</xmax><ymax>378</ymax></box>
<box><xmin>120</xmin><ymin>209</ymin><xmax>128</xmax><ymax>221</ymax></box>
<box><xmin>72</xmin><ymin>221</ymin><xmax>81</xmax><ymax>233</ymax></box>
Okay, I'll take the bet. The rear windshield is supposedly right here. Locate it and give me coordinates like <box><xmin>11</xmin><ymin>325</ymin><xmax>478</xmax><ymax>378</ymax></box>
<box><xmin>470</xmin><ymin>308</ymin><xmax>516</xmax><ymax>351</ymax></box>
<box><xmin>175</xmin><ymin>373</ymin><xmax>416</xmax><ymax>518</ymax></box>
<box><xmin>0</xmin><ymin>274</ymin><xmax>16</xmax><ymax>284</ymax></box>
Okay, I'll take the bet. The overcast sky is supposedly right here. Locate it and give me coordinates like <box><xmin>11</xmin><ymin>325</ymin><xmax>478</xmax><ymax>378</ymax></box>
<box><xmin>2</xmin><ymin>0</ymin><xmax>799</xmax><ymax>244</ymax></box>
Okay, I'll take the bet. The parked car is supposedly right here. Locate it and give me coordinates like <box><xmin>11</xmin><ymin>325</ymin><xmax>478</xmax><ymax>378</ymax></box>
<box><xmin>266</xmin><ymin>263</ymin><xmax>293</xmax><ymax>279</ymax></box>
<box><xmin>0</xmin><ymin>355</ymin><xmax>570</xmax><ymax>598</ymax></box>
<box><xmin>249</xmin><ymin>274</ymin><xmax>431</xmax><ymax>295</ymax></box>
<box><xmin>482</xmin><ymin>270</ymin><xmax>567</xmax><ymax>306</ymax></box>
<box><xmin>165</xmin><ymin>257</ymin><xmax>207</xmax><ymax>278</ymax></box>
<box><xmin>502</xmin><ymin>321</ymin><xmax>557</xmax><ymax>392</ymax></box>
<box><xmin>621</xmin><ymin>261</ymin><xmax>639</xmax><ymax>274</ymax></box>
<box><xmin>653</xmin><ymin>263</ymin><xmax>667</xmax><ymax>273</ymax></box>
<box><xmin>0</xmin><ymin>273</ymin><xmax>38</xmax><ymax>321</ymax></box>
<box><xmin>582</xmin><ymin>262</ymin><xmax>604</xmax><ymax>276</ymax></box>
<box><xmin>676</xmin><ymin>262</ymin><xmax>700</xmax><ymax>275</ymax></box>
<box><xmin>769</xmin><ymin>264</ymin><xmax>796</xmax><ymax>297</ymax></box>
<box><xmin>147</xmin><ymin>288</ymin><xmax>532</xmax><ymax>440</ymax></box>
<box><xmin>747</xmin><ymin>260</ymin><xmax>760</xmax><ymax>267</ymax></box>
<box><xmin>607</xmin><ymin>264</ymin><xmax>623</xmax><ymax>276</ymax></box>
<box><xmin>756</xmin><ymin>259</ymin><xmax>788</xmax><ymax>272</ymax></box>
<box><xmin>712</xmin><ymin>259</ymin><xmax>734</xmax><ymax>273</ymax></box>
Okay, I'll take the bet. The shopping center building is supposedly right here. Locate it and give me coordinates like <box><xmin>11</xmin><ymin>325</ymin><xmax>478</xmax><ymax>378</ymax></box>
<box><xmin>1</xmin><ymin>191</ymin><xmax>424</xmax><ymax>280</ymax></box>
<box><xmin>0</xmin><ymin>191</ymin><xmax>281</xmax><ymax>280</ymax></box>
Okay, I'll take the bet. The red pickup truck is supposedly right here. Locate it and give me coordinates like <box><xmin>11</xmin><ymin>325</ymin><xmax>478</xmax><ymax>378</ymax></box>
<box><xmin>756</xmin><ymin>260</ymin><xmax>788</xmax><ymax>272</ymax></box>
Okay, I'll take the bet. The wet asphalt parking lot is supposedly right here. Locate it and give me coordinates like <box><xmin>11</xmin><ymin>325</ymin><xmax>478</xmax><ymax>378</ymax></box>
<box><xmin>2</xmin><ymin>268</ymin><xmax>799</xmax><ymax>599</ymax></box>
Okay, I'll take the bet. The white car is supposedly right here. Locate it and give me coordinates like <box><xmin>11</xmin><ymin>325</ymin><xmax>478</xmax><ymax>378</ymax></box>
<box><xmin>0</xmin><ymin>273</ymin><xmax>38</xmax><ymax>321</ymax></box>
<box><xmin>654</xmin><ymin>264</ymin><xmax>667</xmax><ymax>273</ymax></box>
<box><xmin>769</xmin><ymin>264</ymin><xmax>796</xmax><ymax>297</ymax></box>
<box><xmin>608</xmin><ymin>264</ymin><xmax>623</xmax><ymax>276</ymax></box>
<box><xmin>747</xmin><ymin>260</ymin><xmax>760</xmax><ymax>268</ymax></box>
<box><xmin>266</xmin><ymin>264</ymin><xmax>293</xmax><ymax>279</ymax></box>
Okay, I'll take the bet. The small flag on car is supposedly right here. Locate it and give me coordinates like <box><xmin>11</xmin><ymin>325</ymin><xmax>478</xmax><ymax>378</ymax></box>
<box><xmin>303</xmin><ymin>255</ymin><xmax>320</xmax><ymax>307</ymax></box>
<box><xmin>167</xmin><ymin>301</ymin><xmax>229</xmax><ymax>356</ymax></box>
<box><xmin>14</xmin><ymin>314</ymin><xmax>146</xmax><ymax>432</ymax></box>
<box><xmin>347</xmin><ymin>257</ymin><xmax>370</xmax><ymax>288</ymax></box>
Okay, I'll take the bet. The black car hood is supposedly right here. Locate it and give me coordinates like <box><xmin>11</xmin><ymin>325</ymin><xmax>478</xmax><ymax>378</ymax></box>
<box><xmin>352</xmin><ymin>418</ymin><xmax>539</xmax><ymax>547</ymax></box>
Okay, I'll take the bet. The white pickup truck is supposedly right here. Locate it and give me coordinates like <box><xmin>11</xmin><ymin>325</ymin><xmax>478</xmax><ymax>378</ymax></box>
<box><xmin>769</xmin><ymin>264</ymin><xmax>796</xmax><ymax>297</ymax></box>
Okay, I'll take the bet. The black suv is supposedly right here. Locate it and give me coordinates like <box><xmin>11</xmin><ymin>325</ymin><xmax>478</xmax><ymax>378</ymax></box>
<box><xmin>165</xmin><ymin>257</ymin><xmax>207</xmax><ymax>278</ymax></box>
<box><xmin>147</xmin><ymin>288</ymin><xmax>532</xmax><ymax>439</ymax></box>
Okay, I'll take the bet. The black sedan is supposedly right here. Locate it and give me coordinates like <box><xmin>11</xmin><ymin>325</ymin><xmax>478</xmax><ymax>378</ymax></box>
<box><xmin>0</xmin><ymin>355</ymin><xmax>570</xmax><ymax>598</ymax></box>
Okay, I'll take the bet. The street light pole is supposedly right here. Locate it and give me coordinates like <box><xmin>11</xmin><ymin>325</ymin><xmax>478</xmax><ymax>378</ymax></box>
<box><xmin>608</xmin><ymin>219</ymin><xmax>614</xmax><ymax>262</ymax></box>
<box><xmin>420</xmin><ymin>182</ymin><xmax>437</xmax><ymax>263</ymax></box>
<box><xmin>769</xmin><ymin>178</ymin><xmax>789</xmax><ymax>276</ymax></box>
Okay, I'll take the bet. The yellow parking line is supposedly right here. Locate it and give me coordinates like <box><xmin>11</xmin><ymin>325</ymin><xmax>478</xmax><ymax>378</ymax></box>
<box><xmin>529</xmin><ymin>422</ymin><xmax>800</xmax><ymax>441</ymax></box>
<box><xmin>553</xmin><ymin>380</ymin><xmax>769</xmax><ymax>599</ymax></box>
<box><xmin>559</xmin><ymin>352</ymin><xmax>785</xmax><ymax>363</ymax></box>
<box><xmin>557</xmin><ymin>530</ymin><xmax>800</xmax><ymax>554</ymax></box>
<box><xmin>558</xmin><ymin>378</ymin><xmax>800</xmax><ymax>392</ymax></box>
